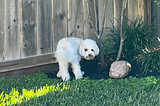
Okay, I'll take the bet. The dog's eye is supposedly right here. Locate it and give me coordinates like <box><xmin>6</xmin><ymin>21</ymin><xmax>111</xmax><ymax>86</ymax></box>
<box><xmin>84</xmin><ymin>49</ymin><xmax>88</xmax><ymax>52</ymax></box>
<box><xmin>91</xmin><ymin>49</ymin><xmax>94</xmax><ymax>52</ymax></box>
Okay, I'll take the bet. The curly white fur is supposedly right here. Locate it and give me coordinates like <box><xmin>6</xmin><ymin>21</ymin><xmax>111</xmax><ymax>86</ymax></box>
<box><xmin>55</xmin><ymin>37</ymin><xmax>99</xmax><ymax>81</ymax></box>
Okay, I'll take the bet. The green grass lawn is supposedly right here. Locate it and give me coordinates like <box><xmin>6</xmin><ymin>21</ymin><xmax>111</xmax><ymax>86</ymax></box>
<box><xmin>0</xmin><ymin>71</ymin><xmax>160</xmax><ymax>106</ymax></box>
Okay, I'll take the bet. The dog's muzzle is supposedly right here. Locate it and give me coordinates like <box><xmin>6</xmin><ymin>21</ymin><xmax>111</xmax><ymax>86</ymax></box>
<box><xmin>88</xmin><ymin>54</ymin><xmax>93</xmax><ymax>57</ymax></box>
<box><xmin>85</xmin><ymin>54</ymin><xmax>94</xmax><ymax>60</ymax></box>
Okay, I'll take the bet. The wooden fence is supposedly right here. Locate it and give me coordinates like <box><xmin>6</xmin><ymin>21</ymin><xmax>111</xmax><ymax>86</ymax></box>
<box><xmin>0</xmin><ymin>0</ymin><xmax>159</xmax><ymax>77</ymax></box>
<box><xmin>152</xmin><ymin>0</ymin><xmax>160</xmax><ymax>38</ymax></box>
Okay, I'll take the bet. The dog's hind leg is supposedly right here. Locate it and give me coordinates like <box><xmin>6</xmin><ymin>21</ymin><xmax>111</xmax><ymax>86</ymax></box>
<box><xmin>57</xmin><ymin>60</ymin><xmax>70</xmax><ymax>81</ymax></box>
<box><xmin>71</xmin><ymin>61</ymin><xmax>84</xmax><ymax>80</ymax></box>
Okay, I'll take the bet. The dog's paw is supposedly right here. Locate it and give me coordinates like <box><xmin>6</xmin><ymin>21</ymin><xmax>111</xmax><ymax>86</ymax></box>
<box><xmin>75</xmin><ymin>75</ymin><xmax>83</xmax><ymax>80</ymax></box>
<box><xmin>57</xmin><ymin>71</ymin><xmax>62</xmax><ymax>78</ymax></box>
<box><xmin>81</xmin><ymin>71</ymin><xmax>85</xmax><ymax>75</ymax></box>
<box><xmin>62</xmin><ymin>76</ymin><xmax>70</xmax><ymax>82</ymax></box>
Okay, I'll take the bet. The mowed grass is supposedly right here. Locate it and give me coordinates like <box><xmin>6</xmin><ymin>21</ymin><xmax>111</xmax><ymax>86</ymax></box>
<box><xmin>0</xmin><ymin>71</ymin><xmax>160</xmax><ymax>106</ymax></box>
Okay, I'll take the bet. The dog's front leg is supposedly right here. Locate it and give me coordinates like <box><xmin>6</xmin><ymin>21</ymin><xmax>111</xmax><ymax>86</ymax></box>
<box><xmin>71</xmin><ymin>61</ymin><xmax>84</xmax><ymax>80</ymax></box>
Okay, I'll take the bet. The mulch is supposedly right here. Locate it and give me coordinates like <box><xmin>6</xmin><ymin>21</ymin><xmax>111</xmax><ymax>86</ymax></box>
<box><xmin>46</xmin><ymin>59</ymin><xmax>160</xmax><ymax>80</ymax></box>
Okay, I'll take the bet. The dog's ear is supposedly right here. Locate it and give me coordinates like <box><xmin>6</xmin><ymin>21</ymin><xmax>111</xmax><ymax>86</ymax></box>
<box><xmin>89</xmin><ymin>39</ymin><xmax>99</xmax><ymax>56</ymax></box>
<box><xmin>79</xmin><ymin>42</ymin><xmax>85</xmax><ymax>56</ymax></box>
<box><xmin>95</xmin><ymin>44</ymin><xmax>100</xmax><ymax>55</ymax></box>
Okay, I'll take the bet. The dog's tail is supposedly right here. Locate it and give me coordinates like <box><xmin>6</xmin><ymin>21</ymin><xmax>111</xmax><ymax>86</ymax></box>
<box><xmin>55</xmin><ymin>47</ymin><xmax>68</xmax><ymax>63</ymax></box>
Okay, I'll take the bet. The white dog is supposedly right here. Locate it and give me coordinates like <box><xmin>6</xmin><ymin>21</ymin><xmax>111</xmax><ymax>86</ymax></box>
<box><xmin>55</xmin><ymin>37</ymin><xmax>99</xmax><ymax>81</ymax></box>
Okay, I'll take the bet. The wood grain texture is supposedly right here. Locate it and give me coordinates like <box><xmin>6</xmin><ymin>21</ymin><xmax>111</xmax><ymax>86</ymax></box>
<box><xmin>83</xmin><ymin>0</ymin><xmax>96</xmax><ymax>40</ymax></box>
<box><xmin>0</xmin><ymin>52</ymin><xmax>56</xmax><ymax>73</ymax></box>
<box><xmin>128</xmin><ymin>0</ymin><xmax>138</xmax><ymax>21</ymax></box>
<box><xmin>157</xmin><ymin>6</ymin><xmax>160</xmax><ymax>37</ymax></box>
<box><xmin>138</xmin><ymin>0</ymin><xmax>144</xmax><ymax>21</ymax></box>
<box><xmin>98</xmin><ymin>0</ymin><xmax>114</xmax><ymax>39</ymax></box>
<box><xmin>68</xmin><ymin>0</ymin><xmax>84</xmax><ymax>39</ymax></box>
<box><xmin>21</xmin><ymin>0</ymin><xmax>37</xmax><ymax>57</ymax></box>
<box><xmin>52</xmin><ymin>0</ymin><xmax>68</xmax><ymax>51</ymax></box>
<box><xmin>5</xmin><ymin>0</ymin><xmax>20</xmax><ymax>60</ymax></box>
<box><xmin>144</xmin><ymin>0</ymin><xmax>151</xmax><ymax>24</ymax></box>
<box><xmin>151</xmin><ymin>0</ymin><xmax>157</xmax><ymax>34</ymax></box>
<box><xmin>0</xmin><ymin>63</ymin><xmax>59</xmax><ymax>78</ymax></box>
<box><xmin>0</xmin><ymin>0</ymin><xmax>4</xmax><ymax>61</ymax></box>
<box><xmin>37</xmin><ymin>0</ymin><xmax>53</xmax><ymax>54</ymax></box>
<box><xmin>113</xmin><ymin>0</ymin><xmax>123</xmax><ymax>26</ymax></box>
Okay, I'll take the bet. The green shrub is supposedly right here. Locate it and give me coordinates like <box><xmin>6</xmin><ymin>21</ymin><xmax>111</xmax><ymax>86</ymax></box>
<box><xmin>103</xmin><ymin>16</ymin><xmax>157</xmax><ymax>74</ymax></box>
<box><xmin>138</xmin><ymin>48</ymin><xmax>160</xmax><ymax>75</ymax></box>
<box><xmin>102</xmin><ymin>37</ymin><xmax>118</xmax><ymax>65</ymax></box>
<box><xmin>103</xmin><ymin>16</ymin><xmax>155</xmax><ymax>62</ymax></box>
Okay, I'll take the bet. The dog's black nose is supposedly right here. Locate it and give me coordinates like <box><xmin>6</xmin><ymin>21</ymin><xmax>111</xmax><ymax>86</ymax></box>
<box><xmin>88</xmin><ymin>54</ymin><xmax>93</xmax><ymax>57</ymax></box>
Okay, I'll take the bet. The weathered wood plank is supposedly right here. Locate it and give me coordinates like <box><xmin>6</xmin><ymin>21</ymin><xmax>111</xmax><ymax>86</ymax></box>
<box><xmin>0</xmin><ymin>52</ymin><xmax>56</xmax><ymax>73</ymax></box>
<box><xmin>68</xmin><ymin>0</ymin><xmax>84</xmax><ymax>39</ymax></box>
<box><xmin>151</xmin><ymin>0</ymin><xmax>160</xmax><ymax>37</ymax></box>
<box><xmin>52</xmin><ymin>0</ymin><xmax>68</xmax><ymax>51</ymax></box>
<box><xmin>144</xmin><ymin>0</ymin><xmax>151</xmax><ymax>24</ymax></box>
<box><xmin>151</xmin><ymin>0</ymin><xmax>158</xmax><ymax>36</ymax></box>
<box><xmin>113</xmin><ymin>0</ymin><xmax>123</xmax><ymax>26</ymax></box>
<box><xmin>138</xmin><ymin>0</ymin><xmax>144</xmax><ymax>21</ymax></box>
<box><xmin>21</xmin><ymin>0</ymin><xmax>37</xmax><ymax>57</ymax></box>
<box><xmin>98</xmin><ymin>0</ymin><xmax>114</xmax><ymax>39</ymax></box>
<box><xmin>0</xmin><ymin>63</ymin><xmax>59</xmax><ymax>78</ymax></box>
<box><xmin>157</xmin><ymin>6</ymin><xmax>160</xmax><ymax>37</ymax></box>
<box><xmin>5</xmin><ymin>0</ymin><xmax>20</xmax><ymax>60</ymax></box>
<box><xmin>0</xmin><ymin>0</ymin><xmax>4</xmax><ymax>61</ymax></box>
<box><xmin>37</xmin><ymin>0</ymin><xmax>53</xmax><ymax>54</ymax></box>
<box><xmin>83</xmin><ymin>0</ymin><xmax>96</xmax><ymax>40</ymax></box>
<box><xmin>128</xmin><ymin>0</ymin><xmax>138</xmax><ymax>21</ymax></box>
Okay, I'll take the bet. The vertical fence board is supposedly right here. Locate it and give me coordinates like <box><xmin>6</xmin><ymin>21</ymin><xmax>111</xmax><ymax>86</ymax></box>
<box><xmin>0</xmin><ymin>0</ymin><xmax>4</xmax><ymax>61</ymax></box>
<box><xmin>113</xmin><ymin>0</ymin><xmax>123</xmax><ymax>26</ymax></box>
<box><xmin>37</xmin><ymin>0</ymin><xmax>52</xmax><ymax>54</ymax></box>
<box><xmin>5</xmin><ymin>0</ymin><xmax>20</xmax><ymax>60</ymax></box>
<box><xmin>128</xmin><ymin>0</ymin><xmax>138</xmax><ymax>21</ymax></box>
<box><xmin>98</xmin><ymin>0</ymin><xmax>114</xmax><ymax>39</ymax></box>
<box><xmin>151</xmin><ymin>0</ymin><xmax>160</xmax><ymax>38</ymax></box>
<box><xmin>52</xmin><ymin>0</ymin><xmax>68</xmax><ymax>51</ymax></box>
<box><xmin>21</xmin><ymin>0</ymin><xmax>37</xmax><ymax>57</ymax></box>
<box><xmin>83</xmin><ymin>0</ymin><xmax>96</xmax><ymax>40</ymax></box>
<box><xmin>68</xmin><ymin>0</ymin><xmax>84</xmax><ymax>38</ymax></box>
<box><xmin>157</xmin><ymin>6</ymin><xmax>160</xmax><ymax>37</ymax></box>
<box><xmin>137</xmin><ymin>0</ymin><xmax>144</xmax><ymax>21</ymax></box>
<box><xmin>144</xmin><ymin>0</ymin><xmax>151</xmax><ymax>24</ymax></box>
<box><xmin>151</xmin><ymin>0</ymin><xmax>157</xmax><ymax>33</ymax></box>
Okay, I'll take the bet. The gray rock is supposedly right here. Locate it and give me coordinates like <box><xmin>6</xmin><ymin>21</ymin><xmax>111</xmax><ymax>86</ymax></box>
<box><xmin>109</xmin><ymin>61</ymin><xmax>131</xmax><ymax>78</ymax></box>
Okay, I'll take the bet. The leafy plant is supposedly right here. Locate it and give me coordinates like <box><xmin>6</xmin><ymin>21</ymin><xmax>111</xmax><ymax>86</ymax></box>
<box><xmin>138</xmin><ymin>47</ymin><xmax>160</xmax><ymax>75</ymax></box>
<box><xmin>153</xmin><ymin>0</ymin><xmax>160</xmax><ymax>7</ymax></box>
<box><xmin>102</xmin><ymin>37</ymin><xmax>119</xmax><ymax>65</ymax></box>
<box><xmin>103</xmin><ymin>16</ymin><xmax>155</xmax><ymax>64</ymax></box>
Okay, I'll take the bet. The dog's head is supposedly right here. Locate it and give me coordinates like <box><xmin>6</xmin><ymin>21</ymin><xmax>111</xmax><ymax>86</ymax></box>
<box><xmin>79</xmin><ymin>39</ymin><xmax>99</xmax><ymax>60</ymax></box>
